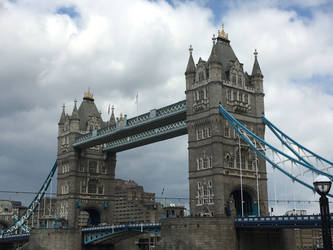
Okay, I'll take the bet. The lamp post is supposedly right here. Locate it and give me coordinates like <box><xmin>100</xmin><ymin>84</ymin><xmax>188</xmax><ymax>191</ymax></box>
<box><xmin>314</xmin><ymin>175</ymin><xmax>332</xmax><ymax>250</ymax></box>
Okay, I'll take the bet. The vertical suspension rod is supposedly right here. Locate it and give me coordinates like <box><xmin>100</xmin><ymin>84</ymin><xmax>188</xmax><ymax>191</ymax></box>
<box><xmin>254</xmin><ymin>140</ymin><xmax>260</xmax><ymax>216</ymax></box>
<box><xmin>238</xmin><ymin>135</ymin><xmax>244</xmax><ymax>217</ymax></box>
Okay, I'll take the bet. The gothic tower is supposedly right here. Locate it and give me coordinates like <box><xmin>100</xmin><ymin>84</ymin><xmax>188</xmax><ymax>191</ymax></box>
<box><xmin>185</xmin><ymin>26</ymin><xmax>268</xmax><ymax>217</ymax></box>
<box><xmin>57</xmin><ymin>89</ymin><xmax>116</xmax><ymax>228</ymax></box>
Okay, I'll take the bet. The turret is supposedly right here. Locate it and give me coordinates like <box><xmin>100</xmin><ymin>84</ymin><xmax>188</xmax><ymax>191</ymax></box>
<box><xmin>58</xmin><ymin>104</ymin><xmax>66</xmax><ymax>136</ymax></box>
<box><xmin>109</xmin><ymin>105</ymin><xmax>116</xmax><ymax>125</ymax></box>
<box><xmin>208</xmin><ymin>34</ymin><xmax>222</xmax><ymax>82</ymax></box>
<box><xmin>251</xmin><ymin>49</ymin><xmax>264</xmax><ymax>93</ymax></box>
<box><xmin>185</xmin><ymin>45</ymin><xmax>196</xmax><ymax>90</ymax></box>
<box><xmin>70</xmin><ymin>99</ymin><xmax>80</xmax><ymax>132</ymax></box>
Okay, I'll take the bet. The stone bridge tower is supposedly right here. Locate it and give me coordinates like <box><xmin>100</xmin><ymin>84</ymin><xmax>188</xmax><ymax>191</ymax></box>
<box><xmin>185</xmin><ymin>27</ymin><xmax>268</xmax><ymax>217</ymax></box>
<box><xmin>57</xmin><ymin>90</ymin><xmax>116</xmax><ymax>228</ymax></box>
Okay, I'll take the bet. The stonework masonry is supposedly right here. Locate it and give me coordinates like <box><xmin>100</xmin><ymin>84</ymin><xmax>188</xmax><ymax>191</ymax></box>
<box><xmin>185</xmin><ymin>27</ymin><xmax>267</xmax><ymax>218</ymax></box>
<box><xmin>157</xmin><ymin>217</ymin><xmax>237</xmax><ymax>250</ymax></box>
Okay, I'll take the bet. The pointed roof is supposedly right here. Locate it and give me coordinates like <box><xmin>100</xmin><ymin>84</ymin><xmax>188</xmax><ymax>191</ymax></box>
<box><xmin>109</xmin><ymin>105</ymin><xmax>116</xmax><ymax>124</ymax></box>
<box><xmin>58</xmin><ymin>104</ymin><xmax>66</xmax><ymax>125</ymax></box>
<box><xmin>251</xmin><ymin>49</ymin><xmax>263</xmax><ymax>77</ymax></box>
<box><xmin>208</xmin><ymin>26</ymin><xmax>238</xmax><ymax>71</ymax></box>
<box><xmin>208</xmin><ymin>42</ymin><xmax>219</xmax><ymax>65</ymax></box>
<box><xmin>78</xmin><ymin>91</ymin><xmax>102</xmax><ymax>130</ymax></box>
<box><xmin>71</xmin><ymin>99</ymin><xmax>79</xmax><ymax>120</ymax></box>
<box><xmin>185</xmin><ymin>45</ymin><xmax>196</xmax><ymax>74</ymax></box>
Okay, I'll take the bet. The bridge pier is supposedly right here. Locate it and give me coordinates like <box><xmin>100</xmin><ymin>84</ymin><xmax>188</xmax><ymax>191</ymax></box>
<box><xmin>237</xmin><ymin>228</ymin><xmax>296</xmax><ymax>250</ymax></box>
<box><xmin>157</xmin><ymin>217</ymin><xmax>237</xmax><ymax>250</ymax></box>
<box><xmin>20</xmin><ymin>229</ymin><xmax>81</xmax><ymax>250</ymax></box>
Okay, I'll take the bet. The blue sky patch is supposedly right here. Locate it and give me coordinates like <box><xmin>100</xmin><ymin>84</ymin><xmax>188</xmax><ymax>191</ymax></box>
<box><xmin>56</xmin><ymin>6</ymin><xmax>80</xmax><ymax>19</ymax></box>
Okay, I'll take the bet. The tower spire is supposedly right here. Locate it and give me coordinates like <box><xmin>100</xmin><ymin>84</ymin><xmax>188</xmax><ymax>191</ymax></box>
<box><xmin>59</xmin><ymin>104</ymin><xmax>66</xmax><ymax>124</ymax></box>
<box><xmin>71</xmin><ymin>99</ymin><xmax>79</xmax><ymax>120</ymax></box>
<box><xmin>251</xmin><ymin>49</ymin><xmax>263</xmax><ymax>77</ymax></box>
<box><xmin>185</xmin><ymin>45</ymin><xmax>196</xmax><ymax>75</ymax></box>
<box><xmin>110</xmin><ymin>105</ymin><xmax>116</xmax><ymax>124</ymax></box>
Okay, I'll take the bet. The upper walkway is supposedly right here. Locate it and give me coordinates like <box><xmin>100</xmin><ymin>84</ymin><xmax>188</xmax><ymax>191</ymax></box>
<box><xmin>73</xmin><ymin>100</ymin><xmax>187</xmax><ymax>151</ymax></box>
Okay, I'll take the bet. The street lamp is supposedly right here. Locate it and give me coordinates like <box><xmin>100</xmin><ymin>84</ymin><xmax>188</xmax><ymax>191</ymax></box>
<box><xmin>314</xmin><ymin>175</ymin><xmax>332</xmax><ymax>250</ymax></box>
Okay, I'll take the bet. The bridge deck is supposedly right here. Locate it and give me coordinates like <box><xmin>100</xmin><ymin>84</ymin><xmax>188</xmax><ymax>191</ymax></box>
<box><xmin>73</xmin><ymin>100</ymin><xmax>186</xmax><ymax>150</ymax></box>
<box><xmin>235</xmin><ymin>215</ymin><xmax>329</xmax><ymax>229</ymax></box>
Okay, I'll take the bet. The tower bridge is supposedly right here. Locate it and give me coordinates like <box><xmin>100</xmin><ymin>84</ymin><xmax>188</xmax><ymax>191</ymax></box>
<box><xmin>1</xmin><ymin>25</ymin><xmax>333</xmax><ymax>250</ymax></box>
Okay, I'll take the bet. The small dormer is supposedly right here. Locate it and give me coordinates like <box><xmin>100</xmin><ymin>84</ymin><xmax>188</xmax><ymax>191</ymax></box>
<box><xmin>196</xmin><ymin>58</ymin><xmax>208</xmax><ymax>83</ymax></box>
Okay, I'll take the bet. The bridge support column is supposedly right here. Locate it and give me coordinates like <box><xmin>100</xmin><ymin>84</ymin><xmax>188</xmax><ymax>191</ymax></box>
<box><xmin>19</xmin><ymin>229</ymin><xmax>81</xmax><ymax>250</ymax></box>
<box><xmin>237</xmin><ymin>228</ymin><xmax>296</xmax><ymax>250</ymax></box>
<box><xmin>157</xmin><ymin>217</ymin><xmax>237</xmax><ymax>250</ymax></box>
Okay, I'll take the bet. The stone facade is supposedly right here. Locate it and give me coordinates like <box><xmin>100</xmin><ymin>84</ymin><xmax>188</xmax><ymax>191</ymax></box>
<box><xmin>57</xmin><ymin>90</ymin><xmax>116</xmax><ymax>229</ymax></box>
<box><xmin>157</xmin><ymin>217</ymin><xmax>237</xmax><ymax>250</ymax></box>
<box><xmin>185</xmin><ymin>27</ymin><xmax>268</xmax><ymax>217</ymax></box>
<box><xmin>113</xmin><ymin>179</ymin><xmax>160</xmax><ymax>224</ymax></box>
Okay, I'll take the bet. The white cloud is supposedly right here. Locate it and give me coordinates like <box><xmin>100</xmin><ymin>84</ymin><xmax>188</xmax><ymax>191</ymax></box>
<box><xmin>0</xmin><ymin>0</ymin><xmax>332</xmax><ymax>216</ymax></box>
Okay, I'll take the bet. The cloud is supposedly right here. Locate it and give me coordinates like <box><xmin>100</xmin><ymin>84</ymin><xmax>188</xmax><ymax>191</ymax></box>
<box><xmin>0</xmin><ymin>0</ymin><xmax>332</xmax><ymax>215</ymax></box>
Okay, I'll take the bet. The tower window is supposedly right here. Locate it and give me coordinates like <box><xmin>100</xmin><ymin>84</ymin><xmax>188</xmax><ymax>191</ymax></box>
<box><xmin>199</xmin><ymin>72</ymin><xmax>204</xmax><ymax>81</ymax></box>
<box><xmin>199</xmin><ymin>90</ymin><xmax>204</xmax><ymax>100</ymax></box>
<box><xmin>232</xmin><ymin>74</ymin><xmax>236</xmax><ymax>84</ymax></box>
<box><xmin>224</xmin><ymin>126</ymin><xmax>230</xmax><ymax>137</ymax></box>
<box><xmin>244</xmin><ymin>94</ymin><xmax>248</xmax><ymax>104</ymax></box>
<box><xmin>227</xmin><ymin>90</ymin><xmax>231</xmax><ymax>100</ymax></box>
<box><xmin>238</xmin><ymin>74</ymin><xmax>242</xmax><ymax>86</ymax></box>
<box><xmin>89</xmin><ymin>161</ymin><xmax>97</xmax><ymax>174</ymax></box>
<box><xmin>88</xmin><ymin>182</ymin><xmax>97</xmax><ymax>193</ymax></box>
<box><xmin>98</xmin><ymin>185</ymin><xmax>104</xmax><ymax>194</ymax></box>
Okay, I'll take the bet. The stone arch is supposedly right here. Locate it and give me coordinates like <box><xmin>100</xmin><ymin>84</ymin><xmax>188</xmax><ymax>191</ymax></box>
<box><xmin>0</xmin><ymin>219</ymin><xmax>9</xmax><ymax>229</ymax></box>
<box><xmin>230</xmin><ymin>185</ymin><xmax>257</xmax><ymax>216</ymax></box>
<box><xmin>80</xmin><ymin>206</ymin><xmax>101</xmax><ymax>227</ymax></box>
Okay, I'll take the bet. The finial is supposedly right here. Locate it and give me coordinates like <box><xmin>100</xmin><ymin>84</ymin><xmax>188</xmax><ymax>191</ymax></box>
<box><xmin>254</xmin><ymin>49</ymin><xmax>258</xmax><ymax>58</ymax></box>
<box><xmin>62</xmin><ymin>104</ymin><xmax>65</xmax><ymax>112</ymax></box>
<box><xmin>189</xmin><ymin>45</ymin><xmax>193</xmax><ymax>55</ymax></box>
<box><xmin>218</xmin><ymin>23</ymin><xmax>229</xmax><ymax>40</ymax></box>
<box><xmin>74</xmin><ymin>99</ymin><xmax>77</xmax><ymax>107</ymax></box>
<box><xmin>212</xmin><ymin>34</ymin><xmax>216</xmax><ymax>45</ymax></box>
<box><xmin>83</xmin><ymin>87</ymin><xmax>94</xmax><ymax>101</ymax></box>
<box><xmin>112</xmin><ymin>105</ymin><xmax>114</xmax><ymax>112</ymax></box>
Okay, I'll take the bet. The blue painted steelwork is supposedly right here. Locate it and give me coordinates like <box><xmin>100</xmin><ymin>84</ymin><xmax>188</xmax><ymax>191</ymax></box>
<box><xmin>103</xmin><ymin>120</ymin><xmax>187</xmax><ymax>152</ymax></box>
<box><xmin>263</xmin><ymin>116</ymin><xmax>333</xmax><ymax>167</ymax></box>
<box><xmin>1</xmin><ymin>161</ymin><xmax>57</xmax><ymax>235</ymax></box>
<box><xmin>218</xmin><ymin>104</ymin><xmax>333</xmax><ymax>197</ymax></box>
<box><xmin>82</xmin><ymin>223</ymin><xmax>160</xmax><ymax>245</ymax></box>
<box><xmin>73</xmin><ymin>100</ymin><xmax>186</xmax><ymax>149</ymax></box>
<box><xmin>0</xmin><ymin>233</ymin><xmax>30</xmax><ymax>242</ymax></box>
<box><xmin>235</xmin><ymin>215</ymin><xmax>332</xmax><ymax>229</ymax></box>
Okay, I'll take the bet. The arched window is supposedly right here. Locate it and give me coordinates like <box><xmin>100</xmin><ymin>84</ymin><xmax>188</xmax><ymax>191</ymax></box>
<box><xmin>199</xmin><ymin>90</ymin><xmax>205</xmax><ymax>100</ymax></box>
<box><xmin>88</xmin><ymin>182</ymin><xmax>97</xmax><ymax>194</ymax></box>
<box><xmin>238</xmin><ymin>74</ymin><xmax>242</xmax><ymax>86</ymax></box>
<box><xmin>89</xmin><ymin>161</ymin><xmax>97</xmax><ymax>174</ymax></box>
<box><xmin>232</xmin><ymin>74</ymin><xmax>236</xmax><ymax>84</ymax></box>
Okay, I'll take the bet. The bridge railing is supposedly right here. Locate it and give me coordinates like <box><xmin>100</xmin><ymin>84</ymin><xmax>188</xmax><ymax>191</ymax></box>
<box><xmin>103</xmin><ymin>120</ymin><xmax>186</xmax><ymax>151</ymax></box>
<box><xmin>82</xmin><ymin>222</ymin><xmax>160</xmax><ymax>233</ymax></box>
<box><xmin>0</xmin><ymin>233</ymin><xmax>30</xmax><ymax>241</ymax></box>
<box><xmin>74</xmin><ymin>100</ymin><xmax>186</xmax><ymax>145</ymax></box>
<box><xmin>234</xmin><ymin>215</ymin><xmax>331</xmax><ymax>228</ymax></box>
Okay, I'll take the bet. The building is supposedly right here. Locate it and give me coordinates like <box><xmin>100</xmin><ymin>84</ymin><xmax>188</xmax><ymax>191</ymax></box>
<box><xmin>185</xmin><ymin>25</ymin><xmax>268</xmax><ymax>217</ymax></box>
<box><xmin>285</xmin><ymin>209</ymin><xmax>307</xmax><ymax>216</ymax></box>
<box><xmin>113</xmin><ymin>179</ymin><xmax>161</xmax><ymax>224</ymax></box>
<box><xmin>57</xmin><ymin>90</ymin><xmax>116</xmax><ymax>228</ymax></box>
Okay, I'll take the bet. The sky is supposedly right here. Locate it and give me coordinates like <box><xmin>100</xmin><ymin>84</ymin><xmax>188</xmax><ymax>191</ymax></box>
<box><xmin>0</xmin><ymin>0</ymin><xmax>333</xmax><ymax>215</ymax></box>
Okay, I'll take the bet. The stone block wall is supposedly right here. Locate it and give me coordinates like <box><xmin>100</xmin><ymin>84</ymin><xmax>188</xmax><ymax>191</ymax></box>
<box><xmin>157</xmin><ymin>217</ymin><xmax>237</xmax><ymax>250</ymax></box>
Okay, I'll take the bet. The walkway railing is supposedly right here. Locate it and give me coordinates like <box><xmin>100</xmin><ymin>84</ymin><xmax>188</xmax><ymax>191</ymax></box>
<box><xmin>73</xmin><ymin>100</ymin><xmax>186</xmax><ymax>149</ymax></box>
<box><xmin>103</xmin><ymin>120</ymin><xmax>187</xmax><ymax>152</ymax></box>
<box><xmin>82</xmin><ymin>223</ymin><xmax>160</xmax><ymax>245</ymax></box>
<box><xmin>234</xmin><ymin>215</ymin><xmax>331</xmax><ymax>228</ymax></box>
